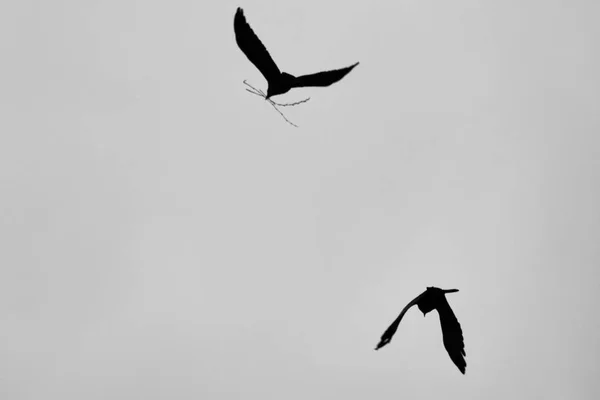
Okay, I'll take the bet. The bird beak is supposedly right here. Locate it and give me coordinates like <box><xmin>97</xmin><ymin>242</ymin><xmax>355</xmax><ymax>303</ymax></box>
<box><xmin>443</xmin><ymin>289</ymin><xmax>459</xmax><ymax>294</ymax></box>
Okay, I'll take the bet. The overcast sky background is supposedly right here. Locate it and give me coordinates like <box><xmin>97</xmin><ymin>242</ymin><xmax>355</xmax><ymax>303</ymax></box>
<box><xmin>1</xmin><ymin>0</ymin><xmax>599</xmax><ymax>399</ymax></box>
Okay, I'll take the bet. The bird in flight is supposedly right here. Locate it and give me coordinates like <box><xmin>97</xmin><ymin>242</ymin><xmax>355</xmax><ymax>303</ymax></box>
<box><xmin>234</xmin><ymin>7</ymin><xmax>358</xmax><ymax>98</ymax></box>
<box><xmin>234</xmin><ymin>7</ymin><xmax>359</xmax><ymax>126</ymax></box>
<box><xmin>375</xmin><ymin>286</ymin><xmax>467</xmax><ymax>374</ymax></box>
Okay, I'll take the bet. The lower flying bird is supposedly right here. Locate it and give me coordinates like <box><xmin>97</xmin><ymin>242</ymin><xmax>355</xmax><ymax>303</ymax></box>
<box><xmin>375</xmin><ymin>286</ymin><xmax>467</xmax><ymax>374</ymax></box>
<box><xmin>234</xmin><ymin>7</ymin><xmax>359</xmax><ymax>99</ymax></box>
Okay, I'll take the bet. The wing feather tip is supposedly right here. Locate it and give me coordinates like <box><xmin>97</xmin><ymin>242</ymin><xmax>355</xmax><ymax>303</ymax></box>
<box><xmin>374</xmin><ymin>338</ymin><xmax>389</xmax><ymax>350</ymax></box>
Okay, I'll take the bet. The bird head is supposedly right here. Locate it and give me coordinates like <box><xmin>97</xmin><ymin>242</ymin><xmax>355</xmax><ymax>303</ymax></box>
<box><xmin>417</xmin><ymin>287</ymin><xmax>459</xmax><ymax>316</ymax></box>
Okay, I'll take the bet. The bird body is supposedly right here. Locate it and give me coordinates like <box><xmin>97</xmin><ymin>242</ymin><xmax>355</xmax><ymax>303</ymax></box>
<box><xmin>264</xmin><ymin>72</ymin><xmax>296</xmax><ymax>99</ymax></box>
<box><xmin>234</xmin><ymin>8</ymin><xmax>358</xmax><ymax>99</ymax></box>
<box><xmin>375</xmin><ymin>287</ymin><xmax>467</xmax><ymax>374</ymax></box>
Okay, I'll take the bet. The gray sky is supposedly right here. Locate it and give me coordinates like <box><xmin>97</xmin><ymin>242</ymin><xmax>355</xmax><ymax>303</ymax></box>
<box><xmin>2</xmin><ymin>0</ymin><xmax>599</xmax><ymax>399</ymax></box>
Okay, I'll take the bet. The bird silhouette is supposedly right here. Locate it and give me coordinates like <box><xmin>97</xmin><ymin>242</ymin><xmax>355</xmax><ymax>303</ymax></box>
<box><xmin>375</xmin><ymin>286</ymin><xmax>467</xmax><ymax>374</ymax></box>
<box><xmin>234</xmin><ymin>7</ymin><xmax>359</xmax><ymax>99</ymax></box>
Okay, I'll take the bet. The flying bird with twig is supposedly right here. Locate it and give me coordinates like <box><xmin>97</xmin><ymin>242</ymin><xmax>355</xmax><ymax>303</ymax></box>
<box><xmin>234</xmin><ymin>7</ymin><xmax>359</xmax><ymax>126</ymax></box>
<box><xmin>375</xmin><ymin>286</ymin><xmax>467</xmax><ymax>374</ymax></box>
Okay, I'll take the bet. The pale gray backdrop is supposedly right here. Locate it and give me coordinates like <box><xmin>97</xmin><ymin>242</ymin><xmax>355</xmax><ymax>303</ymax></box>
<box><xmin>1</xmin><ymin>0</ymin><xmax>599</xmax><ymax>399</ymax></box>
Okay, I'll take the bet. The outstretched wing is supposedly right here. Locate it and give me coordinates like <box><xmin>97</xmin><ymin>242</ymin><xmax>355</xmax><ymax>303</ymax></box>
<box><xmin>436</xmin><ymin>297</ymin><xmax>467</xmax><ymax>374</ymax></box>
<box><xmin>375</xmin><ymin>290</ymin><xmax>426</xmax><ymax>350</ymax></box>
<box><xmin>291</xmin><ymin>62</ymin><xmax>359</xmax><ymax>88</ymax></box>
<box><xmin>234</xmin><ymin>8</ymin><xmax>281</xmax><ymax>83</ymax></box>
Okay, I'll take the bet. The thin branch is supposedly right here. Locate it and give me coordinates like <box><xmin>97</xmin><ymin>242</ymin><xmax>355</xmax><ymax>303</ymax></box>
<box><xmin>266</xmin><ymin>99</ymin><xmax>299</xmax><ymax>127</ymax></box>
<box><xmin>243</xmin><ymin>80</ymin><xmax>263</xmax><ymax>96</ymax></box>
<box><xmin>242</xmin><ymin>80</ymin><xmax>310</xmax><ymax>128</ymax></box>
<box><xmin>245</xmin><ymin>88</ymin><xmax>264</xmax><ymax>97</ymax></box>
<box><xmin>242</xmin><ymin>80</ymin><xmax>310</xmax><ymax>106</ymax></box>
<box><xmin>270</xmin><ymin>97</ymin><xmax>310</xmax><ymax>107</ymax></box>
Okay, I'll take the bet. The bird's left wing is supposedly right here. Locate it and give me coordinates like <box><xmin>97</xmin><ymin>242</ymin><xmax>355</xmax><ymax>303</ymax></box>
<box><xmin>291</xmin><ymin>62</ymin><xmax>359</xmax><ymax>89</ymax></box>
<box><xmin>437</xmin><ymin>297</ymin><xmax>467</xmax><ymax>374</ymax></box>
<box><xmin>375</xmin><ymin>290</ymin><xmax>426</xmax><ymax>350</ymax></box>
<box><xmin>234</xmin><ymin>8</ymin><xmax>281</xmax><ymax>82</ymax></box>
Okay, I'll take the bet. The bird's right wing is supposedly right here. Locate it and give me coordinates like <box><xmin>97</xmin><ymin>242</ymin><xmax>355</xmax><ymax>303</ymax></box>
<box><xmin>375</xmin><ymin>290</ymin><xmax>426</xmax><ymax>350</ymax></box>
<box><xmin>291</xmin><ymin>62</ymin><xmax>359</xmax><ymax>88</ymax></box>
<box><xmin>234</xmin><ymin>8</ymin><xmax>281</xmax><ymax>82</ymax></box>
<box><xmin>437</xmin><ymin>297</ymin><xmax>467</xmax><ymax>374</ymax></box>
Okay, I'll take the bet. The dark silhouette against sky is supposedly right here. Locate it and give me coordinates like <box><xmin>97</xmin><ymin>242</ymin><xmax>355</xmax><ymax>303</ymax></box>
<box><xmin>234</xmin><ymin>7</ymin><xmax>359</xmax><ymax>99</ymax></box>
<box><xmin>375</xmin><ymin>287</ymin><xmax>467</xmax><ymax>374</ymax></box>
